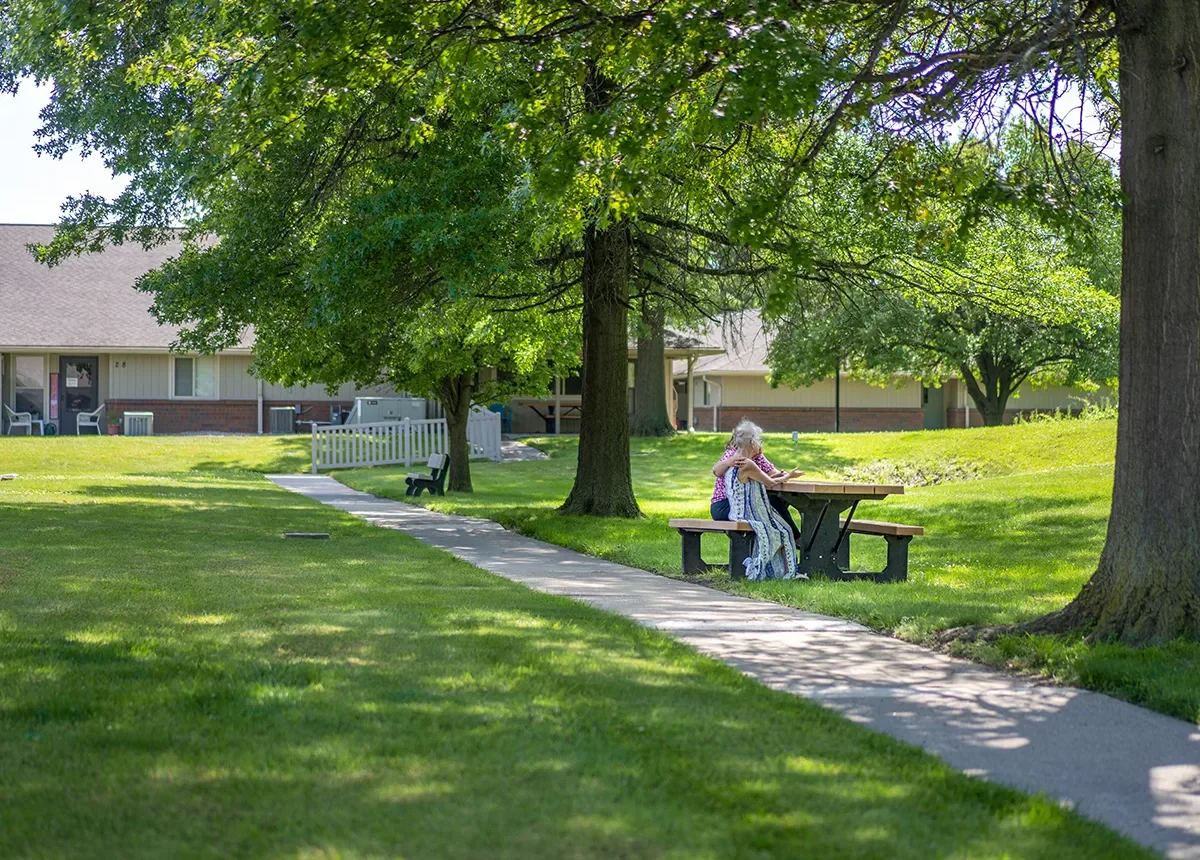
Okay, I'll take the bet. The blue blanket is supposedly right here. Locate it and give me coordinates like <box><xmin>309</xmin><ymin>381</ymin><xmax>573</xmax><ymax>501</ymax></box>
<box><xmin>725</xmin><ymin>468</ymin><xmax>801</xmax><ymax>581</ymax></box>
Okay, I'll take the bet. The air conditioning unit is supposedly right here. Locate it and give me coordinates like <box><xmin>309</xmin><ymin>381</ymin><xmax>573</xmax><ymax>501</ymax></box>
<box><xmin>347</xmin><ymin>397</ymin><xmax>427</xmax><ymax>424</ymax></box>
<box><xmin>269</xmin><ymin>406</ymin><xmax>296</xmax><ymax>434</ymax></box>
<box><xmin>123</xmin><ymin>412</ymin><xmax>154</xmax><ymax>436</ymax></box>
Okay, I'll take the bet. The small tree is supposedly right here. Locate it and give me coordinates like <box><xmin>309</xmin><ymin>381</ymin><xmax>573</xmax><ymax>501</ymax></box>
<box><xmin>258</xmin><ymin>296</ymin><xmax>575</xmax><ymax>492</ymax></box>
<box><xmin>386</xmin><ymin>301</ymin><xmax>578</xmax><ymax>492</ymax></box>
<box><xmin>769</xmin><ymin>217</ymin><xmax>1119</xmax><ymax>425</ymax></box>
<box><xmin>131</xmin><ymin>128</ymin><xmax>579</xmax><ymax>492</ymax></box>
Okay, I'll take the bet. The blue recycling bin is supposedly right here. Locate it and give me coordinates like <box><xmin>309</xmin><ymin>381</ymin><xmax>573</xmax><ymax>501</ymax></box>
<box><xmin>488</xmin><ymin>403</ymin><xmax>513</xmax><ymax>434</ymax></box>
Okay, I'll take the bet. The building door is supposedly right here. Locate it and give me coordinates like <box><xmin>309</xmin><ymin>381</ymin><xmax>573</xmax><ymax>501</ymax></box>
<box><xmin>922</xmin><ymin>385</ymin><xmax>946</xmax><ymax>429</ymax></box>
<box><xmin>59</xmin><ymin>356</ymin><xmax>98</xmax><ymax>434</ymax></box>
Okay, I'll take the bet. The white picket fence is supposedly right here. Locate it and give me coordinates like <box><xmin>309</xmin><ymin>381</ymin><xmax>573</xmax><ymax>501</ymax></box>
<box><xmin>310</xmin><ymin>408</ymin><xmax>502</xmax><ymax>473</ymax></box>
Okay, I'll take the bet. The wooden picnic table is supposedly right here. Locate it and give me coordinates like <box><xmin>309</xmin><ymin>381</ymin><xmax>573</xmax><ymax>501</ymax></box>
<box><xmin>769</xmin><ymin>480</ymin><xmax>904</xmax><ymax>580</ymax></box>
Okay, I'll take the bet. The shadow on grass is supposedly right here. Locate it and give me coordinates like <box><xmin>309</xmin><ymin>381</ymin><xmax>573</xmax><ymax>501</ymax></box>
<box><xmin>0</xmin><ymin>473</ymin><xmax>1142</xmax><ymax>858</ymax></box>
<box><xmin>185</xmin><ymin>440</ymin><xmax>311</xmax><ymax>474</ymax></box>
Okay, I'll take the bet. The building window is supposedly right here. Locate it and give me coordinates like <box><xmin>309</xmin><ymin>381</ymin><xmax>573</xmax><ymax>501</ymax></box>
<box><xmin>699</xmin><ymin>378</ymin><xmax>720</xmax><ymax>407</ymax></box>
<box><xmin>14</xmin><ymin>356</ymin><xmax>45</xmax><ymax>417</ymax></box>
<box><xmin>173</xmin><ymin>356</ymin><xmax>217</xmax><ymax>398</ymax></box>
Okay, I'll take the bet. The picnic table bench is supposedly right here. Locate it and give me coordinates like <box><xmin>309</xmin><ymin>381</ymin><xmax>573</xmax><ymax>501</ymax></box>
<box><xmin>667</xmin><ymin>518</ymin><xmax>755</xmax><ymax>576</ymax></box>
<box><xmin>669</xmin><ymin>480</ymin><xmax>924</xmax><ymax>582</ymax></box>
<box><xmin>834</xmin><ymin>519</ymin><xmax>924</xmax><ymax>582</ymax></box>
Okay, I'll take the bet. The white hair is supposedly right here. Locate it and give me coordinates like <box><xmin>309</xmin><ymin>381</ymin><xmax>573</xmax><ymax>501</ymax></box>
<box><xmin>730</xmin><ymin>419</ymin><xmax>763</xmax><ymax>455</ymax></box>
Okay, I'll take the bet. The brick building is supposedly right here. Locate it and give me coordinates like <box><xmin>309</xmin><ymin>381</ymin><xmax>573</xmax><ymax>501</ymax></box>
<box><xmin>0</xmin><ymin>225</ymin><xmax>404</xmax><ymax>435</ymax></box>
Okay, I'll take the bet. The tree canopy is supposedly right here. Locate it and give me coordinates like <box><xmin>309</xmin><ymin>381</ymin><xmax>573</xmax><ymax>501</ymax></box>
<box><xmin>766</xmin><ymin>130</ymin><xmax>1121</xmax><ymax>426</ymax></box>
<box><xmin>4</xmin><ymin>0</ymin><xmax>1200</xmax><ymax>642</ymax></box>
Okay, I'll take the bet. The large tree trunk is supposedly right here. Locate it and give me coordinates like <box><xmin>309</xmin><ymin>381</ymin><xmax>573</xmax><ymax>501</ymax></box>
<box><xmin>630</xmin><ymin>297</ymin><xmax>675</xmax><ymax>437</ymax></box>
<box><xmin>559</xmin><ymin>216</ymin><xmax>641</xmax><ymax>516</ymax></box>
<box><xmin>437</xmin><ymin>371</ymin><xmax>475</xmax><ymax>493</ymax></box>
<box><xmin>560</xmin><ymin>64</ymin><xmax>641</xmax><ymax>517</ymax></box>
<box><xmin>1032</xmin><ymin>0</ymin><xmax>1200</xmax><ymax>643</ymax></box>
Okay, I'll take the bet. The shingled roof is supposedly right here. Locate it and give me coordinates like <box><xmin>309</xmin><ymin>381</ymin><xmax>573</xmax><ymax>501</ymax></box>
<box><xmin>671</xmin><ymin>311</ymin><xmax>770</xmax><ymax>377</ymax></box>
<box><xmin>0</xmin><ymin>224</ymin><xmax>250</xmax><ymax>351</ymax></box>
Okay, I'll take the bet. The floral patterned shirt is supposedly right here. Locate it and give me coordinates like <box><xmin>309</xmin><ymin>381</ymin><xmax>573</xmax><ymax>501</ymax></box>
<box><xmin>711</xmin><ymin>446</ymin><xmax>777</xmax><ymax>503</ymax></box>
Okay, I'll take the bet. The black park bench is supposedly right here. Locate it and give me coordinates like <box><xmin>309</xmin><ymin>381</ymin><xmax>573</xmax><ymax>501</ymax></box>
<box><xmin>668</xmin><ymin>516</ymin><xmax>924</xmax><ymax>581</ymax></box>
<box><xmin>405</xmin><ymin>453</ymin><xmax>450</xmax><ymax>497</ymax></box>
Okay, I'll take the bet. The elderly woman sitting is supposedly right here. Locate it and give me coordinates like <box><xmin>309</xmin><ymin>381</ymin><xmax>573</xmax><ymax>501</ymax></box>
<box><xmin>710</xmin><ymin>420</ymin><xmax>803</xmax><ymax>539</ymax></box>
<box><xmin>710</xmin><ymin>419</ymin><xmax>804</xmax><ymax>581</ymax></box>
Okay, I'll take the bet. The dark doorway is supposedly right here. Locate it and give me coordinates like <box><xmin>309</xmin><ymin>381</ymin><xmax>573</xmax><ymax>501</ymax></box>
<box><xmin>59</xmin><ymin>356</ymin><xmax>98</xmax><ymax>434</ymax></box>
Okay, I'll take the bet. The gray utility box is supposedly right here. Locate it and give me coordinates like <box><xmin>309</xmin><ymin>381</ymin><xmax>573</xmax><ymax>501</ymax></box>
<box><xmin>347</xmin><ymin>397</ymin><xmax>427</xmax><ymax>424</ymax></box>
<box><xmin>269</xmin><ymin>406</ymin><xmax>296</xmax><ymax>434</ymax></box>
<box><xmin>123</xmin><ymin>412</ymin><xmax>154</xmax><ymax>436</ymax></box>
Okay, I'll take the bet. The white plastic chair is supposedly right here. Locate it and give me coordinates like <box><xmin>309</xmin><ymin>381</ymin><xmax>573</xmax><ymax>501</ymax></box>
<box><xmin>76</xmin><ymin>402</ymin><xmax>105</xmax><ymax>435</ymax></box>
<box><xmin>4</xmin><ymin>404</ymin><xmax>43</xmax><ymax>436</ymax></box>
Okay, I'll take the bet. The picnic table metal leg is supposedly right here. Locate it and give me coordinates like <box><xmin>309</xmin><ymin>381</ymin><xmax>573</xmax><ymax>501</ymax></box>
<box><xmin>787</xmin><ymin>496</ymin><xmax>864</xmax><ymax>578</ymax></box>
<box><xmin>790</xmin><ymin>499</ymin><xmax>851</xmax><ymax>579</ymax></box>
<box><xmin>830</xmin><ymin>500</ymin><xmax>858</xmax><ymax>559</ymax></box>
<box><xmin>803</xmin><ymin>501</ymin><xmax>831</xmax><ymax>554</ymax></box>
<box><xmin>881</xmin><ymin>534</ymin><xmax>912</xmax><ymax>582</ymax></box>
<box><xmin>728</xmin><ymin>532</ymin><xmax>754</xmax><ymax>580</ymax></box>
<box><xmin>835</xmin><ymin>534</ymin><xmax>850</xmax><ymax>569</ymax></box>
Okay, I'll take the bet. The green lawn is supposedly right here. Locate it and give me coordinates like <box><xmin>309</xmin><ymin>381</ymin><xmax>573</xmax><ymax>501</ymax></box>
<box><xmin>339</xmin><ymin>420</ymin><xmax>1200</xmax><ymax>725</ymax></box>
<box><xmin>0</xmin><ymin>436</ymin><xmax>1148</xmax><ymax>857</ymax></box>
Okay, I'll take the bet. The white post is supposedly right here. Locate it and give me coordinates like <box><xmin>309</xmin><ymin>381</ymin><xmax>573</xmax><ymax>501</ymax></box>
<box><xmin>403</xmin><ymin>417</ymin><xmax>411</xmax><ymax>466</ymax></box>
<box><xmin>310</xmin><ymin>423</ymin><xmax>318</xmax><ymax>474</ymax></box>
<box><xmin>256</xmin><ymin>378</ymin><xmax>264</xmax><ymax>435</ymax></box>
<box><xmin>554</xmin><ymin>376</ymin><xmax>561</xmax><ymax>435</ymax></box>
<box><xmin>686</xmin><ymin>356</ymin><xmax>695</xmax><ymax>433</ymax></box>
<box><xmin>703</xmin><ymin>376</ymin><xmax>722</xmax><ymax>432</ymax></box>
<box><xmin>664</xmin><ymin>356</ymin><xmax>674</xmax><ymax>428</ymax></box>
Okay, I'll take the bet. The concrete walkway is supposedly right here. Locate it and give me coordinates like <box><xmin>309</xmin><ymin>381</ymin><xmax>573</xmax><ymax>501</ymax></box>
<box><xmin>500</xmin><ymin>438</ymin><xmax>549</xmax><ymax>462</ymax></box>
<box><xmin>270</xmin><ymin>474</ymin><xmax>1200</xmax><ymax>859</ymax></box>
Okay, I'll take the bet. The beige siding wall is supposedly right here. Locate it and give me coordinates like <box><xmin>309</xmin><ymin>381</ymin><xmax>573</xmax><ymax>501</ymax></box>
<box><xmin>108</xmin><ymin>354</ymin><xmax>170</xmax><ymax>400</ymax></box>
<box><xmin>220</xmin><ymin>355</ymin><xmax>258</xmax><ymax>400</ymax></box>
<box><xmin>106</xmin><ymin>352</ymin><xmax>403</xmax><ymax>403</ymax></box>
<box><xmin>261</xmin><ymin>379</ymin><xmax>400</xmax><ymax>401</ymax></box>
<box><xmin>1007</xmin><ymin>383</ymin><xmax>1114</xmax><ymax>411</ymax></box>
<box><xmin>718</xmin><ymin>375</ymin><xmax>921</xmax><ymax>409</ymax></box>
<box><xmin>840</xmin><ymin>378</ymin><xmax>922</xmax><ymax>408</ymax></box>
<box><xmin>947</xmin><ymin>379</ymin><xmax>1114</xmax><ymax>411</ymax></box>
<box><xmin>721</xmin><ymin>375</ymin><xmax>833</xmax><ymax>407</ymax></box>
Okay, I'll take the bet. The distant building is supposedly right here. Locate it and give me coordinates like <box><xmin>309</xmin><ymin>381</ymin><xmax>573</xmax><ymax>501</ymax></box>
<box><xmin>501</xmin><ymin>329</ymin><xmax>724</xmax><ymax>435</ymax></box>
<box><xmin>671</xmin><ymin>312</ymin><xmax>1107</xmax><ymax>432</ymax></box>
<box><xmin>0</xmin><ymin>225</ymin><xmax>403</xmax><ymax>434</ymax></box>
<box><xmin>1</xmin><ymin>225</ymin><xmax>1103</xmax><ymax>437</ymax></box>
